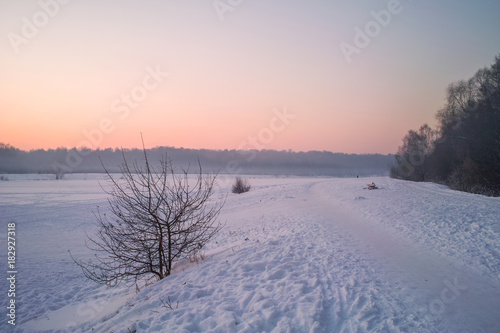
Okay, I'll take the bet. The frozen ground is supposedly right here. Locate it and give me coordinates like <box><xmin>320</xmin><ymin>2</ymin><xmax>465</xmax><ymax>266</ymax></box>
<box><xmin>0</xmin><ymin>174</ymin><xmax>499</xmax><ymax>332</ymax></box>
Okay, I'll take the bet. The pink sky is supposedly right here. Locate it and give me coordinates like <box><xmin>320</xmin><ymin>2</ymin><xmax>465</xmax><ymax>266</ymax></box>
<box><xmin>1</xmin><ymin>1</ymin><xmax>499</xmax><ymax>154</ymax></box>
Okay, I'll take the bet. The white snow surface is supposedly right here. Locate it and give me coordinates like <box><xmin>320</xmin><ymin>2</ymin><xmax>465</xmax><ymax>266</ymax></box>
<box><xmin>1</xmin><ymin>174</ymin><xmax>499</xmax><ymax>332</ymax></box>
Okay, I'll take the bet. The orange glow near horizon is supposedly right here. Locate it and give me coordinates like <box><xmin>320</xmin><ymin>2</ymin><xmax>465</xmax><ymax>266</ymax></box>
<box><xmin>1</xmin><ymin>2</ymin><xmax>499</xmax><ymax>155</ymax></box>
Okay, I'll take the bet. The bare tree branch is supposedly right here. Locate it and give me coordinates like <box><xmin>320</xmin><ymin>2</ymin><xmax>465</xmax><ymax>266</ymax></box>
<box><xmin>71</xmin><ymin>144</ymin><xmax>225</xmax><ymax>286</ymax></box>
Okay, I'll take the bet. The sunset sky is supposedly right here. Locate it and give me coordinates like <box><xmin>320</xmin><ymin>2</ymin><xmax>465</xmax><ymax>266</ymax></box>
<box><xmin>1</xmin><ymin>0</ymin><xmax>499</xmax><ymax>154</ymax></box>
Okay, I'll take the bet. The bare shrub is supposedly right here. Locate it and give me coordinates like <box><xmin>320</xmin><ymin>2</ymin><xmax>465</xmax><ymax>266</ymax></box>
<box><xmin>232</xmin><ymin>177</ymin><xmax>250</xmax><ymax>194</ymax></box>
<box><xmin>71</xmin><ymin>145</ymin><xmax>225</xmax><ymax>286</ymax></box>
<box><xmin>54</xmin><ymin>167</ymin><xmax>65</xmax><ymax>180</ymax></box>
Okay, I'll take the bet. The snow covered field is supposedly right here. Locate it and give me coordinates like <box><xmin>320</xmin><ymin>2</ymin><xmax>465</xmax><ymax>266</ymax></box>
<box><xmin>1</xmin><ymin>174</ymin><xmax>499</xmax><ymax>332</ymax></box>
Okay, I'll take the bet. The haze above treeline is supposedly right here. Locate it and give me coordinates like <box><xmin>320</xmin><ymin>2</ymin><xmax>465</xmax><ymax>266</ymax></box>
<box><xmin>0</xmin><ymin>144</ymin><xmax>393</xmax><ymax>177</ymax></box>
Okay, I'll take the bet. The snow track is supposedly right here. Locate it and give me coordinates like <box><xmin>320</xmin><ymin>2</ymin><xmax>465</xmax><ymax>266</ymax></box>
<box><xmin>1</xmin><ymin>175</ymin><xmax>499</xmax><ymax>332</ymax></box>
<box><xmin>295</xmin><ymin>181</ymin><xmax>500</xmax><ymax>332</ymax></box>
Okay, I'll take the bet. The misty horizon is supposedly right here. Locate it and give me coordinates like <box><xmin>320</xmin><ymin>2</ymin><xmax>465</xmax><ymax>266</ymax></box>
<box><xmin>0</xmin><ymin>143</ymin><xmax>394</xmax><ymax>177</ymax></box>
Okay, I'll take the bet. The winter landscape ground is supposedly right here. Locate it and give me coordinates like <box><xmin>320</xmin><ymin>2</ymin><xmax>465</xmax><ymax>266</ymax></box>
<box><xmin>1</xmin><ymin>174</ymin><xmax>499</xmax><ymax>332</ymax></box>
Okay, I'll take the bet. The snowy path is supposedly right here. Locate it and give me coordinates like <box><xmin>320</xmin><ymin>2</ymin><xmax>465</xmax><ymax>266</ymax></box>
<box><xmin>289</xmin><ymin>180</ymin><xmax>500</xmax><ymax>332</ymax></box>
<box><xmin>2</xmin><ymin>175</ymin><xmax>499</xmax><ymax>332</ymax></box>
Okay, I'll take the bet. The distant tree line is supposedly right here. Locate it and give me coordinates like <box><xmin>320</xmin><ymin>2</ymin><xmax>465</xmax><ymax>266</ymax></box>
<box><xmin>391</xmin><ymin>55</ymin><xmax>500</xmax><ymax>196</ymax></box>
<box><xmin>0</xmin><ymin>143</ymin><xmax>393</xmax><ymax>177</ymax></box>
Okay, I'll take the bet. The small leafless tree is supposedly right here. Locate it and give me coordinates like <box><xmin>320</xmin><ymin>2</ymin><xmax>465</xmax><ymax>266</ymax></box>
<box><xmin>71</xmin><ymin>145</ymin><xmax>225</xmax><ymax>287</ymax></box>
<box><xmin>232</xmin><ymin>177</ymin><xmax>251</xmax><ymax>194</ymax></box>
<box><xmin>54</xmin><ymin>166</ymin><xmax>66</xmax><ymax>180</ymax></box>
